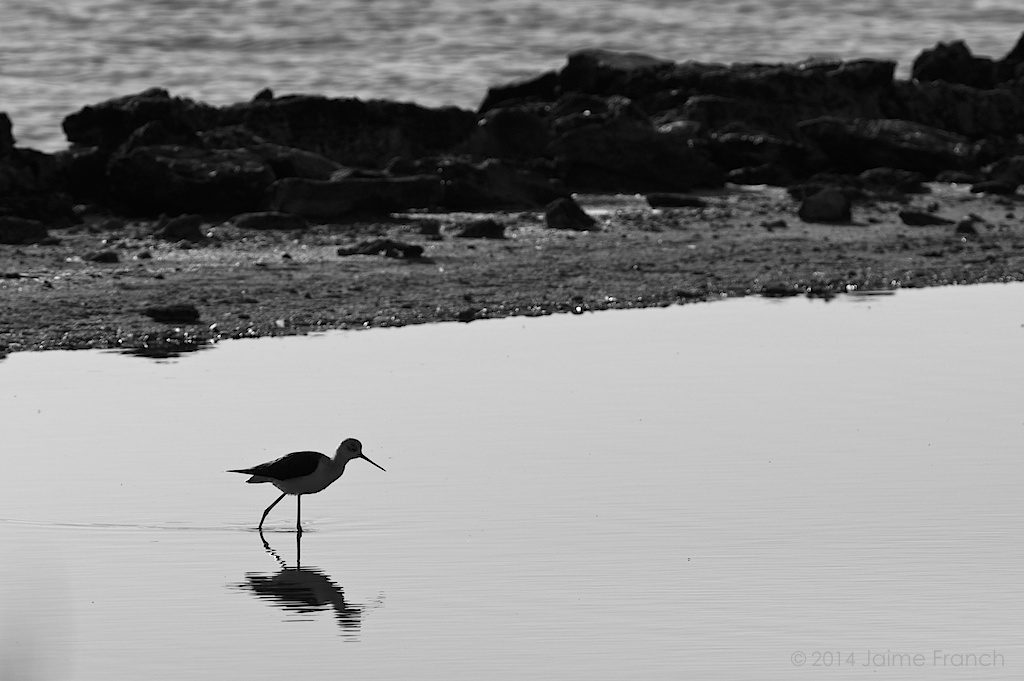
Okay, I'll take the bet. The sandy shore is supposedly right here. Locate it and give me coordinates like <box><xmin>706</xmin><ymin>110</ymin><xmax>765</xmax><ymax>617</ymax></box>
<box><xmin>2</xmin><ymin>184</ymin><xmax>1023</xmax><ymax>357</ymax></box>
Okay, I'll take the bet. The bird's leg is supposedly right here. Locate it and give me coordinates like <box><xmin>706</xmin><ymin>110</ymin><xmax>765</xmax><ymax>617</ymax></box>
<box><xmin>259</xmin><ymin>493</ymin><xmax>288</xmax><ymax>531</ymax></box>
<box><xmin>296</xmin><ymin>495</ymin><xmax>302</xmax><ymax>535</ymax></box>
<box><xmin>259</xmin><ymin>529</ymin><xmax>288</xmax><ymax>569</ymax></box>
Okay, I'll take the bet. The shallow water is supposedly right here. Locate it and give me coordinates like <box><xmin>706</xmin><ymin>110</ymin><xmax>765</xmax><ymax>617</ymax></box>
<box><xmin>1</xmin><ymin>283</ymin><xmax>1022</xmax><ymax>679</ymax></box>
<box><xmin>3</xmin><ymin>0</ymin><xmax>1024</xmax><ymax>150</ymax></box>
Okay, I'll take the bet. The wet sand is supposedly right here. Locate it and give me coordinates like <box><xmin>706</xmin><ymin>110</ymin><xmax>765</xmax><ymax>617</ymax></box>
<box><xmin>2</xmin><ymin>184</ymin><xmax>1023</xmax><ymax>356</ymax></box>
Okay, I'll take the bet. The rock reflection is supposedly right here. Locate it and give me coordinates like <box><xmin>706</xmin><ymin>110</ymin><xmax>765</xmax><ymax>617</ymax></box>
<box><xmin>117</xmin><ymin>330</ymin><xmax>215</xmax><ymax>359</ymax></box>
<box><xmin>233</xmin><ymin>531</ymin><xmax>374</xmax><ymax>638</ymax></box>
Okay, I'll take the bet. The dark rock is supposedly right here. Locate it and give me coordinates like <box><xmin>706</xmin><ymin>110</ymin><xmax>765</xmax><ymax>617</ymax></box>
<box><xmin>337</xmin><ymin>238</ymin><xmax>424</xmax><ymax>259</ymax></box>
<box><xmin>727</xmin><ymin>163</ymin><xmax>794</xmax><ymax>186</ymax></box>
<box><xmin>434</xmin><ymin>158</ymin><xmax>567</xmax><ymax>210</ymax></box>
<box><xmin>383</xmin><ymin>157</ymin><xmax>566</xmax><ymax>210</ymax></box>
<box><xmin>898</xmin><ymin>210</ymin><xmax>955</xmax><ymax>226</ymax></box>
<box><xmin>414</xmin><ymin>219</ymin><xmax>441</xmax><ymax>236</ymax></box>
<box><xmin>694</xmin><ymin>58</ymin><xmax>896</xmax><ymax>106</ymax></box>
<box><xmin>550</xmin><ymin>92</ymin><xmax>611</xmax><ymax>120</ymax></box>
<box><xmin>66</xmin><ymin>89</ymin><xmax>477</xmax><ymax>170</ymax></box>
<box><xmin>798</xmin><ymin>187</ymin><xmax>851</xmax><ymax>223</ymax></box>
<box><xmin>479</xmin><ymin>71</ymin><xmax>560</xmax><ymax>112</ymax></box>
<box><xmin>85</xmin><ymin>249</ymin><xmax>120</xmax><ymax>263</ymax></box>
<box><xmin>936</xmin><ymin>170</ymin><xmax>982</xmax><ymax>184</ymax></box>
<box><xmin>121</xmin><ymin>119</ymin><xmax>203</xmax><ymax>151</ymax></box>
<box><xmin>268</xmin><ymin>175</ymin><xmax>442</xmax><ymax>218</ymax></box>
<box><xmin>0</xmin><ymin>216</ymin><xmax>50</xmax><ymax>244</ymax></box>
<box><xmin>0</xmin><ymin>148</ymin><xmax>58</xmax><ymax>194</ymax></box>
<box><xmin>382</xmin><ymin>157</ymin><xmax>419</xmax><ymax>175</ymax></box>
<box><xmin>669</xmin><ymin>59</ymin><xmax>896</xmax><ymax>138</ymax></box>
<box><xmin>456</xmin><ymin>307</ymin><xmax>482</xmax><ymax>323</ymax></box>
<box><xmin>55</xmin><ymin>146</ymin><xmax>110</xmax><ymax>202</ymax></box>
<box><xmin>787</xmin><ymin>174</ymin><xmax>866</xmax><ymax>201</ymax></box>
<box><xmin>93</xmin><ymin>216</ymin><xmax>127</xmax><ymax>231</ymax></box>
<box><xmin>231</xmin><ymin>211</ymin><xmax>308</xmax><ymax>230</ymax></box>
<box><xmin>143</xmin><ymin>303</ymin><xmax>201</xmax><ymax>323</ymax></box>
<box><xmin>970</xmin><ymin>179</ymin><xmax>1018</xmax><ymax>195</ymax></box>
<box><xmin>197</xmin><ymin>125</ymin><xmax>264</xmax><ymax>149</ymax></box>
<box><xmin>980</xmin><ymin>155</ymin><xmax>1024</xmax><ymax>185</ymax></box>
<box><xmin>678</xmin><ymin>95</ymin><xmax>781</xmax><ymax>135</ymax></box>
<box><xmin>798</xmin><ymin>117</ymin><xmax>976</xmax><ymax>174</ymax></box>
<box><xmin>545</xmin><ymin>197</ymin><xmax>597</xmax><ymax>230</ymax></box>
<box><xmin>955</xmin><ymin>219</ymin><xmax>980</xmax><ymax>235</ymax></box>
<box><xmin>858</xmin><ymin>167</ymin><xmax>928</xmax><ymax>193</ymax></box>
<box><xmin>549</xmin><ymin>95</ymin><xmax>723</xmax><ymax>192</ymax></box>
<box><xmin>996</xmin><ymin>32</ymin><xmax>1024</xmax><ymax>82</ymax></box>
<box><xmin>653</xmin><ymin>117</ymin><xmax>702</xmax><ymax>141</ymax></box>
<box><xmin>156</xmin><ymin>214</ymin><xmax>205</xmax><ymax>242</ymax></box>
<box><xmin>200</xmin><ymin>126</ymin><xmax>342</xmax><ymax>180</ymax></box>
<box><xmin>0</xmin><ymin>148</ymin><xmax>77</xmax><ymax>223</ymax></box>
<box><xmin>830</xmin><ymin>58</ymin><xmax>900</xmax><ymax>89</ymax></box>
<box><xmin>219</xmin><ymin>94</ymin><xmax>477</xmax><ymax>168</ymax></box>
<box><xmin>707</xmin><ymin>132</ymin><xmax>813</xmax><ymax>173</ymax></box>
<box><xmin>107</xmin><ymin>145</ymin><xmax>275</xmax><ymax>215</ymax></box>
<box><xmin>886</xmin><ymin>79</ymin><xmax>1024</xmax><ymax>139</ymax></box>
<box><xmin>645</xmin><ymin>193</ymin><xmax>708</xmax><ymax>208</ymax></box>
<box><xmin>760</xmin><ymin>282</ymin><xmax>802</xmax><ymax>297</ymax></box>
<box><xmin>328</xmin><ymin>166</ymin><xmax>389</xmax><ymax>181</ymax></box>
<box><xmin>912</xmin><ymin>40</ymin><xmax>995</xmax><ymax>89</ymax></box>
<box><xmin>257</xmin><ymin>145</ymin><xmax>342</xmax><ymax>181</ymax></box>
<box><xmin>466</xmin><ymin>105</ymin><xmax>553</xmax><ymax>160</ymax></box>
<box><xmin>62</xmin><ymin>88</ymin><xmax>218</xmax><ymax>150</ymax></box>
<box><xmin>559</xmin><ymin>49</ymin><xmax>677</xmax><ymax>99</ymax></box>
<box><xmin>0</xmin><ymin>113</ymin><xmax>14</xmax><ymax>157</ymax></box>
<box><xmin>455</xmin><ymin>218</ymin><xmax>505</xmax><ymax>239</ymax></box>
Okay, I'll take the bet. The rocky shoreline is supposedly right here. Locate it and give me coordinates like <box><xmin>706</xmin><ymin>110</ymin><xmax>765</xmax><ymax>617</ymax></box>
<box><xmin>4</xmin><ymin>36</ymin><xmax>1024</xmax><ymax>356</ymax></box>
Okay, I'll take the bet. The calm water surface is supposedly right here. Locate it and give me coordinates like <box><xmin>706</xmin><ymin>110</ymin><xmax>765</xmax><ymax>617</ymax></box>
<box><xmin>3</xmin><ymin>0</ymin><xmax>1024</xmax><ymax>149</ymax></box>
<box><xmin>0</xmin><ymin>284</ymin><xmax>1022</xmax><ymax>679</ymax></box>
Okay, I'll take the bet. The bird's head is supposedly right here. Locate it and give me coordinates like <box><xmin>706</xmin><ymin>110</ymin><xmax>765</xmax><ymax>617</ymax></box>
<box><xmin>336</xmin><ymin>438</ymin><xmax>386</xmax><ymax>471</ymax></box>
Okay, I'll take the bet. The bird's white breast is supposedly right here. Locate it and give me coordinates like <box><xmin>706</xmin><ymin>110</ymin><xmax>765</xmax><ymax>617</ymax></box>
<box><xmin>272</xmin><ymin>457</ymin><xmax>343</xmax><ymax>495</ymax></box>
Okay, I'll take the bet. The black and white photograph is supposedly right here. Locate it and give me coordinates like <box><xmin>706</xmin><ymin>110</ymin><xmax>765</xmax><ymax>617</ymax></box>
<box><xmin>1</xmin><ymin>1</ymin><xmax>1022</xmax><ymax>678</ymax></box>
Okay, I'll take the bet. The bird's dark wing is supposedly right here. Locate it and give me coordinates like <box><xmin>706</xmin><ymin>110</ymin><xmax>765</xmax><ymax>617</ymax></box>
<box><xmin>234</xmin><ymin>451</ymin><xmax>323</xmax><ymax>480</ymax></box>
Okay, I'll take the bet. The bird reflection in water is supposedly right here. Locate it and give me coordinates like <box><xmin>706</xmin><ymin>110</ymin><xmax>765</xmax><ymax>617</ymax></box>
<box><xmin>234</xmin><ymin>530</ymin><xmax>381</xmax><ymax>638</ymax></box>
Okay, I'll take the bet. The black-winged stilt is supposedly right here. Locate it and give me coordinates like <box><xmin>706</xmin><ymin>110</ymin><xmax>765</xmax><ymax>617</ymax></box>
<box><xmin>229</xmin><ymin>438</ymin><xmax>385</xmax><ymax>532</ymax></box>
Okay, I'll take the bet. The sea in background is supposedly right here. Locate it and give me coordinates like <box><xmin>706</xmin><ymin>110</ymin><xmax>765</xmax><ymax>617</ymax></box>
<box><xmin>2</xmin><ymin>0</ymin><xmax>1024</xmax><ymax>151</ymax></box>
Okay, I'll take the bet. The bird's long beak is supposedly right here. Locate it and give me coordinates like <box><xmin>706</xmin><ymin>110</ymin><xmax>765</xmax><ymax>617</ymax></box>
<box><xmin>361</xmin><ymin>454</ymin><xmax>386</xmax><ymax>472</ymax></box>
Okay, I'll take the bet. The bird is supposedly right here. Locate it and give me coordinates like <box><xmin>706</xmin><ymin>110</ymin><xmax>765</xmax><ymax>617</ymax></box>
<box><xmin>229</xmin><ymin>438</ymin><xmax>385</xmax><ymax>533</ymax></box>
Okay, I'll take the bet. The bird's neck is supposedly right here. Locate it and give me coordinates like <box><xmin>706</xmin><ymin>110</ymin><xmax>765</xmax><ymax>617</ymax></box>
<box><xmin>327</xmin><ymin>456</ymin><xmax>349</xmax><ymax>480</ymax></box>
